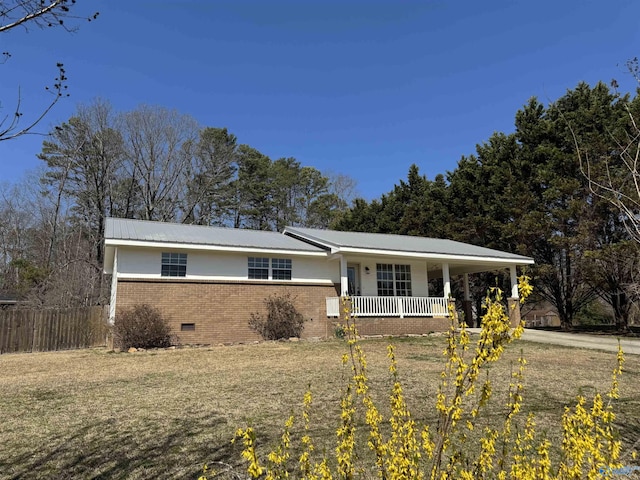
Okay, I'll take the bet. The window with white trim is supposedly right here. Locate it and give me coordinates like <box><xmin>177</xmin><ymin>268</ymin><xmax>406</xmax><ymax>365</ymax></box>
<box><xmin>376</xmin><ymin>264</ymin><xmax>412</xmax><ymax>296</ymax></box>
<box><xmin>248</xmin><ymin>257</ymin><xmax>292</xmax><ymax>280</ymax></box>
<box><xmin>376</xmin><ymin>263</ymin><xmax>395</xmax><ymax>296</ymax></box>
<box><xmin>248</xmin><ymin>257</ymin><xmax>269</xmax><ymax>279</ymax></box>
<box><xmin>161</xmin><ymin>252</ymin><xmax>187</xmax><ymax>277</ymax></box>
<box><xmin>271</xmin><ymin>258</ymin><xmax>292</xmax><ymax>280</ymax></box>
<box><xmin>394</xmin><ymin>264</ymin><xmax>412</xmax><ymax>296</ymax></box>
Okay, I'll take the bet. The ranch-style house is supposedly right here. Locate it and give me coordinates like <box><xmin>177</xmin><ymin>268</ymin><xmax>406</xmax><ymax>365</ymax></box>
<box><xmin>104</xmin><ymin>218</ymin><xmax>534</xmax><ymax>344</ymax></box>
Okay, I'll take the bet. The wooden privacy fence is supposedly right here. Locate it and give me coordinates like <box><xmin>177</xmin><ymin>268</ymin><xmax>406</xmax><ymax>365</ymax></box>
<box><xmin>0</xmin><ymin>306</ymin><xmax>109</xmax><ymax>354</ymax></box>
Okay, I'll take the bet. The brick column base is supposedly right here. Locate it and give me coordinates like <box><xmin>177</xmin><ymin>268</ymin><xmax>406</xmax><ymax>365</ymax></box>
<box><xmin>507</xmin><ymin>297</ymin><xmax>522</xmax><ymax>328</ymax></box>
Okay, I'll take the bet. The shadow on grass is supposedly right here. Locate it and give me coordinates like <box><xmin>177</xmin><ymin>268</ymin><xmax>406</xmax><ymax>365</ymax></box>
<box><xmin>1</xmin><ymin>411</ymin><xmax>256</xmax><ymax>480</ymax></box>
<box><xmin>618</xmin><ymin>417</ymin><xmax>640</xmax><ymax>457</ymax></box>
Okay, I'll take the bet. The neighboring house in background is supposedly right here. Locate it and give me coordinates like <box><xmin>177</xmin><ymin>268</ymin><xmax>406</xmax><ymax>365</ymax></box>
<box><xmin>103</xmin><ymin>218</ymin><xmax>534</xmax><ymax>344</ymax></box>
<box><xmin>522</xmin><ymin>302</ymin><xmax>562</xmax><ymax>328</ymax></box>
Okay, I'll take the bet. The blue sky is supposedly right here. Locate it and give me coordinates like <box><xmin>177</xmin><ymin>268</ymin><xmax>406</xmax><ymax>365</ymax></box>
<box><xmin>1</xmin><ymin>1</ymin><xmax>639</xmax><ymax>200</ymax></box>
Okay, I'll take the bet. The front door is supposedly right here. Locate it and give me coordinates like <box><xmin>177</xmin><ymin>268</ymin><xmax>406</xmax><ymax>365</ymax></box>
<box><xmin>347</xmin><ymin>264</ymin><xmax>361</xmax><ymax>296</ymax></box>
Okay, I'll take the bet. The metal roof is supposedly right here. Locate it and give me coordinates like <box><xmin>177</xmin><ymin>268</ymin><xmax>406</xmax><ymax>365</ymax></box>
<box><xmin>105</xmin><ymin>218</ymin><xmax>325</xmax><ymax>252</ymax></box>
<box><xmin>283</xmin><ymin>227</ymin><xmax>534</xmax><ymax>262</ymax></box>
<box><xmin>104</xmin><ymin>219</ymin><xmax>534</xmax><ymax>264</ymax></box>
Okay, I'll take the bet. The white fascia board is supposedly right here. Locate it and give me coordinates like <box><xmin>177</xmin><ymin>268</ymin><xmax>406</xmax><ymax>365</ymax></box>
<box><xmin>104</xmin><ymin>239</ymin><xmax>328</xmax><ymax>257</ymax></box>
<box><xmin>335</xmin><ymin>247</ymin><xmax>535</xmax><ymax>265</ymax></box>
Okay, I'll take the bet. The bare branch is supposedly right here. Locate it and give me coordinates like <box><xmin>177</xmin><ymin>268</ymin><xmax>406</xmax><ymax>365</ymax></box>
<box><xmin>0</xmin><ymin>63</ymin><xmax>68</xmax><ymax>141</ymax></box>
<box><xmin>0</xmin><ymin>1</ymin><xmax>98</xmax><ymax>142</ymax></box>
<box><xmin>0</xmin><ymin>0</ymin><xmax>64</xmax><ymax>33</ymax></box>
<box><xmin>0</xmin><ymin>0</ymin><xmax>99</xmax><ymax>33</ymax></box>
<box><xmin>571</xmin><ymin>85</ymin><xmax>640</xmax><ymax>244</ymax></box>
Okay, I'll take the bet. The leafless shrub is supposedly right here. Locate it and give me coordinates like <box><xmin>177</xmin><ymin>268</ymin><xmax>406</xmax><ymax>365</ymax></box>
<box><xmin>249</xmin><ymin>293</ymin><xmax>306</xmax><ymax>340</ymax></box>
<box><xmin>114</xmin><ymin>304</ymin><xmax>174</xmax><ymax>349</ymax></box>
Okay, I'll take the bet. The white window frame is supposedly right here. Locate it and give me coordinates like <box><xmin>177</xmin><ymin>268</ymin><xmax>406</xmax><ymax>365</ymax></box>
<box><xmin>161</xmin><ymin>252</ymin><xmax>187</xmax><ymax>277</ymax></box>
<box><xmin>271</xmin><ymin>258</ymin><xmax>292</xmax><ymax>280</ymax></box>
<box><xmin>376</xmin><ymin>263</ymin><xmax>412</xmax><ymax>296</ymax></box>
<box><xmin>248</xmin><ymin>257</ymin><xmax>269</xmax><ymax>279</ymax></box>
<box><xmin>248</xmin><ymin>257</ymin><xmax>292</xmax><ymax>280</ymax></box>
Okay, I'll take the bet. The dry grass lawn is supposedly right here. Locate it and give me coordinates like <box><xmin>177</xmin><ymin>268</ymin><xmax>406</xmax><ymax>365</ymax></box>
<box><xmin>0</xmin><ymin>335</ymin><xmax>639</xmax><ymax>479</ymax></box>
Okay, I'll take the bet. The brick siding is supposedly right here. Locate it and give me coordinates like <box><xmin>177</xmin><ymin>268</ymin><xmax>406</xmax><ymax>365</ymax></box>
<box><xmin>116</xmin><ymin>279</ymin><xmax>339</xmax><ymax>344</ymax></box>
<box><xmin>115</xmin><ymin>279</ymin><xmax>458</xmax><ymax>344</ymax></box>
<box><xmin>345</xmin><ymin>317</ymin><xmax>450</xmax><ymax>336</ymax></box>
<box><xmin>507</xmin><ymin>297</ymin><xmax>522</xmax><ymax>327</ymax></box>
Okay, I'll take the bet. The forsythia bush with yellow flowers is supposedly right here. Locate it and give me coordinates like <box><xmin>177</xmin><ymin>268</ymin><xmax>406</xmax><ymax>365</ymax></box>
<box><xmin>203</xmin><ymin>276</ymin><xmax>629</xmax><ymax>479</ymax></box>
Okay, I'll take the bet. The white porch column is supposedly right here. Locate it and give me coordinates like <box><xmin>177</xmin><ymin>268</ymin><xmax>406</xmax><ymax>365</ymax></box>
<box><xmin>339</xmin><ymin>255</ymin><xmax>348</xmax><ymax>296</ymax></box>
<box><xmin>463</xmin><ymin>273</ymin><xmax>470</xmax><ymax>301</ymax></box>
<box><xmin>510</xmin><ymin>265</ymin><xmax>519</xmax><ymax>299</ymax></box>
<box><xmin>443</xmin><ymin>262</ymin><xmax>451</xmax><ymax>298</ymax></box>
<box><xmin>425</xmin><ymin>261</ymin><xmax>430</xmax><ymax>296</ymax></box>
<box><xmin>108</xmin><ymin>248</ymin><xmax>118</xmax><ymax>324</ymax></box>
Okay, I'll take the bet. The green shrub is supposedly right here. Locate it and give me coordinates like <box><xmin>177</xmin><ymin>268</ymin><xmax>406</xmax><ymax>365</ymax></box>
<box><xmin>575</xmin><ymin>299</ymin><xmax>615</xmax><ymax>326</ymax></box>
<box><xmin>113</xmin><ymin>304</ymin><xmax>174</xmax><ymax>349</ymax></box>
<box><xmin>249</xmin><ymin>293</ymin><xmax>306</xmax><ymax>340</ymax></box>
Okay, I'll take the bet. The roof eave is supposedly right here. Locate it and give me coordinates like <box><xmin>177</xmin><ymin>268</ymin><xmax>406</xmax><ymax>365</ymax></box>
<box><xmin>103</xmin><ymin>238</ymin><xmax>327</xmax><ymax>257</ymax></box>
<box><xmin>283</xmin><ymin>227</ymin><xmax>337</xmax><ymax>250</ymax></box>
<box><xmin>334</xmin><ymin>246</ymin><xmax>535</xmax><ymax>264</ymax></box>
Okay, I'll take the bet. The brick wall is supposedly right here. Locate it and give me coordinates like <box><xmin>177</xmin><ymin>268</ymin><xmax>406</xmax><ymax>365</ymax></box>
<box><xmin>116</xmin><ymin>279</ymin><xmax>339</xmax><ymax>344</ymax></box>
<box><xmin>344</xmin><ymin>316</ymin><xmax>451</xmax><ymax>336</ymax></box>
<box><xmin>507</xmin><ymin>297</ymin><xmax>522</xmax><ymax>327</ymax></box>
<box><xmin>115</xmin><ymin>280</ymin><xmax>457</xmax><ymax>344</ymax></box>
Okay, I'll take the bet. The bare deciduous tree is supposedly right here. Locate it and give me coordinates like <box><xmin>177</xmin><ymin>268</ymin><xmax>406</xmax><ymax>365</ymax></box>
<box><xmin>570</xmin><ymin>65</ymin><xmax>640</xmax><ymax>329</ymax></box>
<box><xmin>575</xmin><ymin>68</ymin><xmax>640</xmax><ymax>244</ymax></box>
<box><xmin>326</xmin><ymin>171</ymin><xmax>358</xmax><ymax>207</ymax></box>
<box><xmin>0</xmin><ymin>0</ymin><xmax>98</xmax><ymax>141</ymax></box>
<box><xmin>1</xmin><ymin>172</ymin><xmax>110</xmax><ymax>306</ymax></box>
<box><xmin>121</xmin><ymin>105</ymin><xmax>199</xmax><ymax>222</ymax></box>
<box><xmin>0</xmin><ymin>181</ymin><xmax>38</xmax><ymax>292</ymax></box>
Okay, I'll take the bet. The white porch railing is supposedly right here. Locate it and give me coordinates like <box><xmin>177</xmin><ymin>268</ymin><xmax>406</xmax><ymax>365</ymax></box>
<box><xmin>326</xmin><ymin>296</ymin><xmax>449</xmax><ymax>318</ymax></box>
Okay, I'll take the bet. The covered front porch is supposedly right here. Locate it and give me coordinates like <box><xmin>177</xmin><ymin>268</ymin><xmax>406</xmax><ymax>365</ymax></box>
<box><xmin>325</xmin><ymin>255</ymin><xmax>525</xmax><ymax>322</ymax></box>
<box><xmin>281</xmin><ymin>226</ymin><xmax>534</xmax><ymax>326</ymax></box>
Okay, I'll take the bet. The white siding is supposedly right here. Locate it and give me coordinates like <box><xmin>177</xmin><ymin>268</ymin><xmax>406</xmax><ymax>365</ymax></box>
<box><xmin>115</xmin><ymin>246</ymin><xmax>336</xmax><ymax>283</ymax></box>
<box><xmin>339</xmin><ymin>255</ymin><xmax>430</xmax><ymax>296</ymax></box>
<box><xmin>290</xmin><ymin>256</ymin><xmax>336</xmax><ymax>283</ymax></box>
<box><xmin>117</xmin><ymin>248</ymin><xmax>159</xmax><ymax>276</ymax></box>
